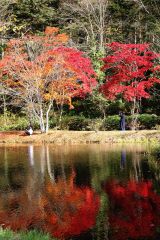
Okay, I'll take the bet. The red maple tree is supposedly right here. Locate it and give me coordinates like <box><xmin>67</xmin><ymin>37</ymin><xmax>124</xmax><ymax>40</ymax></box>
<box><xmin>101</xmin><ymin>43</ymin><xmax>160</xmax><ymax>127</ymax></box>
<box><xmin>101</xmin><ymin>42</ymin><xmax>160</xmax><ymax>101</ymax></box>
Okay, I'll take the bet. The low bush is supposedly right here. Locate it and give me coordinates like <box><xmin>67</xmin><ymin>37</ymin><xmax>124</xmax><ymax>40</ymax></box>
<box><xmin>60</xmin><ymin>116</ymin><xmax>92</xmax><ymax>130</ymax></box>
<box><xmin>102</xmin><ymin>115</ymin><xmax>120</xmax><ymax>130</ymax></box>
<box><xmin>127</xmin><ymin>114</ymin><xmax>160</xmax><ymax>130</ymax></box>
<box><xmin>137</xmin><ymin>114</ymin><xmax>160</xmax><ymax>130</ymax></box>
<box><xmin>99</xmin><ymin>114</ymin><xmax>160</xmax><ymax>131</ymax></box>
<box><xmin>0</xmin><ymin>114</ymin><xmax>28</xmax><ymax>131</ymax></box>
<box><xmin>0</xmin><ymin>113</ymin><xmax>42</xmax><ymax>131</ymax></box>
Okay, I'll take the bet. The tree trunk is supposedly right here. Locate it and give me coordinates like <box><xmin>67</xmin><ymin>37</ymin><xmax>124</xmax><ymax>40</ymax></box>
<box><xmin>45</xmin><ymin>103</ymin><xmax>52</xmax><ymax>133</ymax></box>
<box><xmin>3</xmin><ymin>94</ymin><xmax>7</xmax><ymax>126</ymax></box>
<box><xmin>131</xmin><ymin>98</ymin><xmax>139</xmax><ymax>130</ymax></box>
<box><xmin>39</xmin><ymin>109</ymin><xmax>45</xmax><ymax>133</ymax></box>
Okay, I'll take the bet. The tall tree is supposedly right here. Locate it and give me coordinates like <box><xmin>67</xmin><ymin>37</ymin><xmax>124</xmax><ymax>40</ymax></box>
<box><xmin>59</xmin><ymin>0</ymin><xmax>109</xmax><ymax>52</ymax></box>
<box><xmin>101</xmin><ymin>42</ymin><xmax>160</xmax><ymax>129</ymax></box>
<box><xmin>107</xmin><ymin>0</ymin><xmax>160</xmax><ymax>48</ymax></box>
<box><xmin>9</xmin><ymin>0</ymin><xmax>59</xmax><ymax>35</ymax></box>
<box><xmin>0</xmin><ymin>27</ymin><xmax>97</xmax><ymax>132</ymax></box>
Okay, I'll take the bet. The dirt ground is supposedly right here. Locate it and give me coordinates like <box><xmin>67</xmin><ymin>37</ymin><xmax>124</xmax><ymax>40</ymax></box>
<box><xmin>0</xmin><ymin>130</ymin><xmax>160</xmax><ymax>144</ymax></box>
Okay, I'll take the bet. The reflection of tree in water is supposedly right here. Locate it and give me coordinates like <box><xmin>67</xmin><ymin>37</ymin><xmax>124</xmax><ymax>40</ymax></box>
<box><xmin>41</xmin><ymin>169</ymin><xmax>100</xmax><ymax>239</ymax></box>
<box><xmin>0</xmin><ymin>145</ymin><xmax>100</xmax><ymax>239</ymax></box>
<box><xmin>103</xmin><ymin>179</ymin><xmax>160</xmax><ymax>240</ymax></box>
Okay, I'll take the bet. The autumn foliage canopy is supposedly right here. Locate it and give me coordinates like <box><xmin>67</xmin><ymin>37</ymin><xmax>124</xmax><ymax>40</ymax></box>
<box><xmin>101</xmin><ymin>42</ymin><xmax>160</xmax><ymax>102</ymax></box>
<box><xmin>0</xmin><ymin>26</ymin><xmax>97</xmax><ymax>109</ymax></box>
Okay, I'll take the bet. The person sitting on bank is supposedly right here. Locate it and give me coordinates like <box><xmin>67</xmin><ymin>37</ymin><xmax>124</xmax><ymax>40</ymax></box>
<box><xmin>25</xmin><ymin>125</ymin><xmax>33</xmax><ymax>135</ymax></box>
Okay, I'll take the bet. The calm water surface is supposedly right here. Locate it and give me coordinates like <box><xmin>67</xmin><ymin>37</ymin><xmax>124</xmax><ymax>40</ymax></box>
<box><xmin>0</xmin><ymin>143</ymin><xmax>160</xmax><ymax>240</ymax></box>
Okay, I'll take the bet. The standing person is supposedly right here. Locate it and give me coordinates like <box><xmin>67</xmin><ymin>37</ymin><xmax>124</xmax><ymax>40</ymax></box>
<box><xmin>119</xmin><ymin>112</ymin><xmax>126</xmax><ymax>131</ymax></box>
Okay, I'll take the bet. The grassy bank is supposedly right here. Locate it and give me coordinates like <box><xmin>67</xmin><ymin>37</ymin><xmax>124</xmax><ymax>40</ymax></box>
<box><xmin>0</xmin><ymin>229</ymin><xmax>56</xmax><ymax>240</ymax></box>
<box><xmin>1</xmin><ymin>130</ymin><xmax>160</xmax><ymax>144</ymax></box>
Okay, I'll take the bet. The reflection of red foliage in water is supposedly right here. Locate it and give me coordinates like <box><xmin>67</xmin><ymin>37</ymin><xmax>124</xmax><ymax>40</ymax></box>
<box><xmin>0</xmin><ymin>170</ymin><xmax>99</xmax><ymax>239</ymax></box>
<box><xmin>103</xmin><ymin>179</ymin><xmax>160</xmax><ymax>240</ymax></box>
<box><xmin>0</xmin><ymin>193</ymin><xmax>43</xmax><ymax>231</ymax></box>
<box><xmin>42</xmin><ymin>170</ymin><xmax>100</xmax><ymax>238</ymax></box>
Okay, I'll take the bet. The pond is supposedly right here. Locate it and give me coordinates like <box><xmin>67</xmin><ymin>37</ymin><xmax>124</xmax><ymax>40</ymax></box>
<box><xmin>0</xmin><ymin>143</ymin><xmax>160</xmax><ymax>240</ymax></box>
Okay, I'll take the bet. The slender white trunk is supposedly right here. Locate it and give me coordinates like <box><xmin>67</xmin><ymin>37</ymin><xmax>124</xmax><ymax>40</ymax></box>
<box><xmin>3</xmin><ymin>94</ymin><xmax>7</xmax><ymax>126</ymax></box>
<box><xmin>45</xmin><ymin>103</ymin><xmax>52</xmax><ymax>133</ymax></box>
<box><xmin>40</xmin><ymin>109</ymin><xmax>45</xmax><ymax>133</ymax></box>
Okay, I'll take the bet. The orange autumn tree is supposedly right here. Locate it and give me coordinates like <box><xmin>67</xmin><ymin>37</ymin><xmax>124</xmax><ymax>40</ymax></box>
<box><xmin>0</xmin><ymin>27</ymin><xmax>97</xmax><ymax>132</ymax></box>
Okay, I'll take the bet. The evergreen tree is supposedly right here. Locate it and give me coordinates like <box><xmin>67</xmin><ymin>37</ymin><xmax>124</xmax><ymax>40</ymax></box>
<box><xmin>10</xmin><ymin>0</ymin><xmax>60</xmax><ymax>34</ymax></box>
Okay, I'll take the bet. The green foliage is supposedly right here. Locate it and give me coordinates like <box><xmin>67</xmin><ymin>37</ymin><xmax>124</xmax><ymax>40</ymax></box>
<box><xmin>0</xmin><ymin>113</ymin><xmax>39</xmax><ymax>131</ymax></box>
<box><xmin>0</xmin><ymin>113</ymin><xmax>28</xmax><ymax>131</ymax></box>
<box><xmin>49</xmin><ymin>117</ymin><xmax>58</xmax><ymax>129</ymax></box>
<box><xmin>1</xmin><ymin>114</ymin><xmax>159</xmax><ymax>131</ymax></box>
<box><xmin>107</xmin><ymin>0</ymin><xmax>160</xmax><ymax>49</ymax></box>
<box><xmin>98</xmin><ymin>114</ymin><xmax>160</xmax><ymax>131</ymax></box>
<box><xmin>0</xmin><ymin>228</ymin><xmax>56</xmax><ymax>240</ymax></box>
<box><xmin>0</xmin><ymin>228</ymin><xmax>14</xmax><ymax>240</ymax></box>
<box><xmin>126</xmin><ymin>114</ymin><xmax>160</xmax><ymax>130</ymax></box>
<box><xmin>10</xmin><ymin>0</ymin><xmax>59</xmax><ymax>34</ymax></box>
<box><xmin>151</xmin><ymin>147</ymin><xmax>160</xmax><ymax>161</ymax></box>
<box><xmin>102</xmin><ymin>115</ymin><xmax>120</xmax><ymax>131</ymax></box>
<box><xmin>106</xmin><ymin>100</ymin><xmax>126</xmax><ymax>115</ymax></box>
<box><xmin>89</xmin><ymin>47</ymin><xmax>105</xmax><ymax>83</ymax></box>
<box><xmin>59</xmin><ymin>116</ymin><xmax>91</xmax><ymax>130</ymax></box>
<box><xmin>137</xmin><ymin>114</ymin><xmax>160</xmax><ymax>130</ymax></box>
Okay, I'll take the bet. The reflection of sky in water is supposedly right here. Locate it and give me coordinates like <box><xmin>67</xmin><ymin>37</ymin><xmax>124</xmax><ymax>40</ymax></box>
<box><xmin>0</xmin><ymin>144</ymin><xmax>159</xmax><ymax>239</ymax></box>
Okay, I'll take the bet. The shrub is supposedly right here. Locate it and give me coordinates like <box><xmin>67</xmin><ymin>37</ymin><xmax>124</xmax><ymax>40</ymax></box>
<box><xmin>102</xmin><ymin>115</ymin><xmax>120</xmax><ymax>130</ymax></box>
<box><xmin>87</xmin><ymin>118</ymin><xmax>104</xmax><ymax>131</ymax></box>
<box><xmin>0</xmin><ymin>114</ymin><xmax>28</xmax><ymax>131</ymax></box>
<box><xmin>49</xmin><ymin>117</ymin><xmax>59</xmax><ymax>129</ymax></box>
<box><xmin>123</xmin><ymin>114</ymin><xmax>160</xmax><ymax>130</ymax></box>
<box><xmin>0</xmin><ymin>113</ymin><xmax>40</xmax><ymax>131</ymax></box>
<box><xmin>100</xmin><ymin>114</ymin><xmax>160</xmax><ymax>131</ymax></box>
<box><xmin>137</xmin><ymin>114</ymin><xmax>160</xmax><ymax>130</ymax></box>
<box><xmin>61</xmin><ymin>116</ymin><xmax>91</xmax><ymax>131</ymax></box>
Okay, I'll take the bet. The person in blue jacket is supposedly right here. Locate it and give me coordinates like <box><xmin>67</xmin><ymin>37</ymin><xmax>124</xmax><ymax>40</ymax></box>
<box><xmin>119</xmin><ymin>111</ymin><xmax>126</xmax><ymax>131</ymax></box>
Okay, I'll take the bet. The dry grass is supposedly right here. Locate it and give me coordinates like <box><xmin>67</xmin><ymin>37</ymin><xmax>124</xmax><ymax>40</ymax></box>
<box><xmin>0</xmin><ymin>130</ymin><xmax>160</xmax><ymax>144</ymax></box>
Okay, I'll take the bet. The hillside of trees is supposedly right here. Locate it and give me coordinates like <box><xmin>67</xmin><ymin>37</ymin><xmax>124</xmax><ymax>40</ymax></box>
<box><xmin>0</xmin><ymin>0</ymin><xmax>160</xmax><ymax>132</ymax></box>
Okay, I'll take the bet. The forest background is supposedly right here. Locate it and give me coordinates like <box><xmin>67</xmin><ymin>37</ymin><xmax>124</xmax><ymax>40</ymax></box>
<box><xmin>0</xmin><ymin>0</ymin><xmax>160</xmax><ymax>132</ymax></box>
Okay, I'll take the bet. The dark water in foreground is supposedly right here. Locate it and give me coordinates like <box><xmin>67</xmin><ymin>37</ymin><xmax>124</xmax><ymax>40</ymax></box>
<box><xmin>0</xmin><ymin>144</ymin><xmax>160</xmax><ymax>240</ymax></box>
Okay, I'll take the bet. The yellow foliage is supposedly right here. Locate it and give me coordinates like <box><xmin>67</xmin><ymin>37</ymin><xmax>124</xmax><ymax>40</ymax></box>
<box><xmin>56</xmin><ymin>34</ymin><xmax>69</xmax><ymax>43</ymax></box>
<box><xmin>44</xmin><ymin>93</ymin><xmax>51</xmax><ymax>101</ymax></box>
